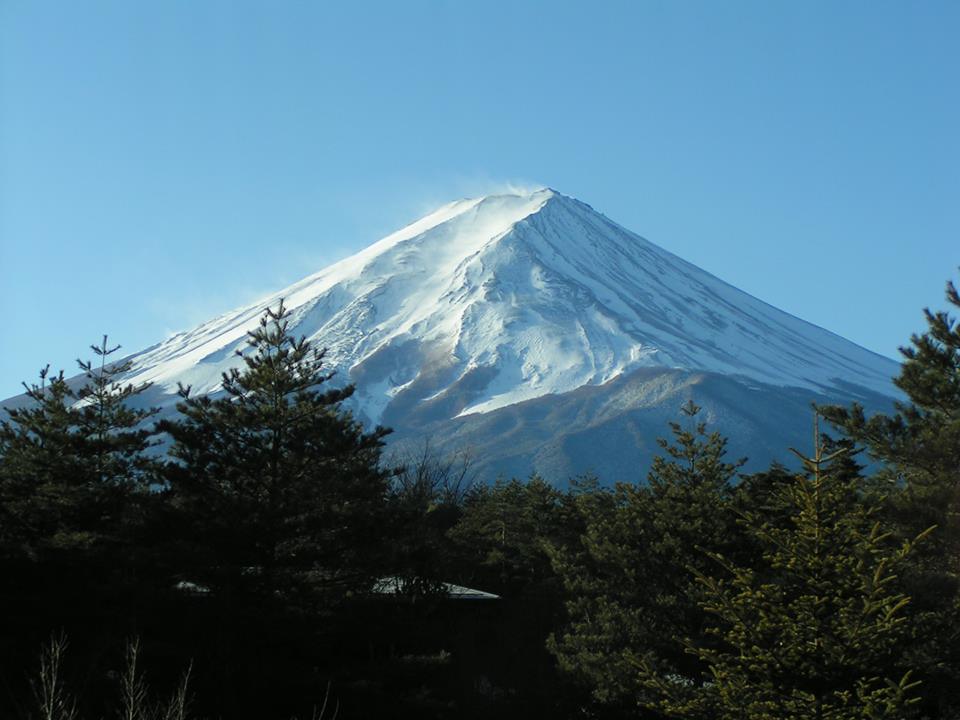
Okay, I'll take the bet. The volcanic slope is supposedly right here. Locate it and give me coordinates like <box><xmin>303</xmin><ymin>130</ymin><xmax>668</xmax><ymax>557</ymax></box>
<box><xmin>11</xmin><ymin>189</ymin><xmax>901</xmax><ymax>481</ymax></box>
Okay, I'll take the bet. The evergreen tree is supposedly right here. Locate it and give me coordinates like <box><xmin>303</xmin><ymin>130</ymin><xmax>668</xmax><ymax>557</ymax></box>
<box><xmin>0</xmin><ymin>367</ymin><xmax>81</xmax><ymax>559</ymax></box>
<box><xmin>548</xmin><ymin>402</ymin><xmax>744</xmax><ymax>710</ymax></box>
<box><xmin>645</xmin><ymin>418</ymin><xmax>929</xmax><ymax>720</ymax></box>
<box><xmin>450</xmin><ymin>475</ymin><xmax>575</xmax><ymax>595</ymax></box>
<box><xmin>447</xmin><ymin>474</ymin><xmax>588</xmax><ymax>716</ymax></box>
<box><xmin>74</xmin><ymin>336</ymin><xmax>157</xmax><ymax>489</ymax></box>
<box><xmin>159</xmin><ymin>300</ymin><xmax>393</xmax><ymax>606</ymax></box>
<box><xmin>821</xmin><ymin>275</ymin><xmax>960</xmax><ymax>536</ymax></box>
<box><xmin>821</xmin><ymin>274</ymin><xmax>960</xmax><ymax>718</ymax></box>
<box><xmin>0</xmin><ymin>341</ymin><xmax>161</xmax><ymax>718</ymax></box>
<box><xmin>0</xmin><ymin>337</ymin><xmax>157</xmax><ymax>560</ymax></box>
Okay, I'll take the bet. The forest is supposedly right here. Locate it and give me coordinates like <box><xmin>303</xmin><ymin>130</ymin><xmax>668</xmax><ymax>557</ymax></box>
<box><xmin>1</xmin><ymin>277</ymin><xmax>958</xmax><ymax>720</ymax></box>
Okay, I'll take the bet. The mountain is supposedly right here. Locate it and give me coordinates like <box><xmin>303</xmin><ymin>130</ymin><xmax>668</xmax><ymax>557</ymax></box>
<box><xmin>4</xmin><ymin>188</ymin><xmax>900</xmax><ymax>482</ymax></box>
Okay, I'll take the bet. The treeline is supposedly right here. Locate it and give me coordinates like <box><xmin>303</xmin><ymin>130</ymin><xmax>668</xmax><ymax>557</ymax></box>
<box><xmin>1</xmin><ymin>280</ymin><xmax>959</xmax><ymax>720</ymax></box>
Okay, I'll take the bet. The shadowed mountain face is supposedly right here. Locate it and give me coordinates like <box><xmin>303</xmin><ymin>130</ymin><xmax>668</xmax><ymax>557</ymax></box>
<box><xmin>3</xmin><ymin>189</ymin><xmax>900</xmax><ymax>483</ymax></box>
<box><xmin>382</xmin><ymin>367</ymin><xmax>897</xmax><ymax>482</ymax></box>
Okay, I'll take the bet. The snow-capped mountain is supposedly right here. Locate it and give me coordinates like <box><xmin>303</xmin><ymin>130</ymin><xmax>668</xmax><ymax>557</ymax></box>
<box><xmin>123</xmin><ymin>189</ymin><xmax>894</xmax><ymax>414</ymax></box>
<box><xmin>6</xmin><ymin>188</ymin><xmax>901</xmax><ymax>481</ymax></box>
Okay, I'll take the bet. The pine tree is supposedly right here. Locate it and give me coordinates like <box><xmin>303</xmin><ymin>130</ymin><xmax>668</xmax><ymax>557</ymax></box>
<box><xmin>0</xmin><ymin>338</ymin><xmax>157</xmax><ymax>560</ymax></box>
<box><xmin>548</xmin><ymin>402</ymin><xmax>745</xmax><ymax>709</ymax></box>
<box><xmin>450</xmin><ymin>475</ymin><xmax>575</xmax><ymax>595</ymax></box>
<box><xmin>0</xmin><ymin>367</ymin><xmax>80</xmax><ymax>558</ymax></box>
<box><xmin>0</xmin><ymin>341</ymin><xmax>160</xmax><ymax>707</ymax></box>
<box><xmin>821</xmin><ymin>275</ymin><xmax>960</xmax><ymax>566</ymax></box>
<box><xmin>443</xmin><ymin>475</ymin><xmax>589</xmax><ymax>715</ymax></box>
<box><xmin>820</xmin><ymin>274</ymin><xmax>960</xmax><ymax>717</ymax></box>
<box><xmin>159</xmin><ymin>300</ymin><xmax>393</xmax><ymax>606</ymax></box>
<box><xmin>74</xmin><ymin>336</ymin><xmax>157</xmax><ymax>489</ymax></box>
<box><xmin>645</xmin><ymin>417</ymin><xmax>929</xmax><ymax>720</ymax></box>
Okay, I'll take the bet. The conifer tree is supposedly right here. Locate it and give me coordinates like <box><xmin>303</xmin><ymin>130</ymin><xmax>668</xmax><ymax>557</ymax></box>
<box><xmin>450</xmin><ymin>475</ymin><xmax>574</xmax><ymax>594</ymax></box>
<box><xmin>821</xmin><ymin>274</ymin><xmax>960</xmax><ymax>717</ymax></box>
<box><xmin>159</xmin><ymin>300</ymin><xmax>393</xmax><ymax>605</ymax></box>
<box><xmin>0</xmin><ymin>367</ymin><xmax>79</xmax><ymax>558</ymax></box>
<box><xmin>548</xmin><ymin>402</ymin><xmax>744</xmax><ymax>709</ymax></box>
<box><xmin>0</xmin><ymin>340</ymin><xmax>160</xmax><ymax>704</ymax></box>
<box><xmin>644</xmin><ymin>417</ymin><xmax>929</xmax><ymax>720</ymax></box>
<box><xmin>0</xmin><ymin>338</ymin><xmax>157</xmax><ymax>560</ymax></box>
<box><xmin>821</xmin><ymin>276</ymin><xmax>960</xmax><ymax>524</ymax></box>
<box><xmin>445</xmin><ymin>475</ymin><xmax>588</xmax><ymax>714</ymax></box>
<box><xmin>821</xmin><ymin>275</ymin><xmax>960</xmax><ymax>554</ymax></box>
<box><xmin>74</xmin><ymin>336</ymin><xmax>157</xmax><ymax>489</ymax></box>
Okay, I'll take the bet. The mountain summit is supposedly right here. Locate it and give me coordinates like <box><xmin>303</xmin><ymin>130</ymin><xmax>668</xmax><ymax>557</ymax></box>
<box><xmin>122</xmin><ymin>188</ymin><xmax>895</xmax><ymax>419</ymax></box>
<box><xmin>14</xmin><ymin>188</ymin><xmax>900</xmax><ymax>480</ymax></box>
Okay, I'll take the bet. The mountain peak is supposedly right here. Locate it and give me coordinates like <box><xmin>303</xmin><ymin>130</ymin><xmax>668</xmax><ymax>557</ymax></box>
<box><xmin>87</xmin><ymin>189</ymin><xmax>897</xmax><ymax>427</ymax></box>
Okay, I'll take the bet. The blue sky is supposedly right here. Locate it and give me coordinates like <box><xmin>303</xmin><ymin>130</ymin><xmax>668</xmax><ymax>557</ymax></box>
<box><xmin>1</xmin><ymin>1</ymin><xmax>957</xmax><ymax>398</ymax></box>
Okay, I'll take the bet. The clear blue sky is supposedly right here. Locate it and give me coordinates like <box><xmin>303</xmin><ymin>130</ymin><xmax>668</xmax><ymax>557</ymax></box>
<box><xmin>1</xmin><ymin>1</ymin><xmax>957</xmax><ymax>398</ymax></box>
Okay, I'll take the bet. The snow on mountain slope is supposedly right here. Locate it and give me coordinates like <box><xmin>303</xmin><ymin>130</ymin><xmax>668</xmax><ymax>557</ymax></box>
<box><xmin>115</xmin><ymin>188</ymin><xmax>899</xmax><ymax>426</ymax></box>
